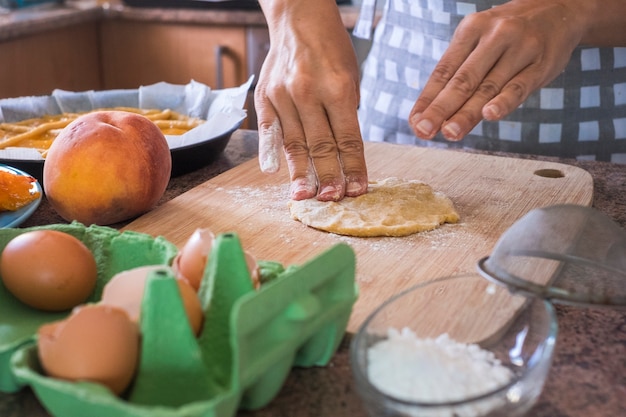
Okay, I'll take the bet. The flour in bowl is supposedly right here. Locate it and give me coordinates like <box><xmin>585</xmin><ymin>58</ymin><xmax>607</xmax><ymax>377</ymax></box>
<box><xmin>367</xmin><ymin>328</ymin><xmax>513</xmax><ymax>416</ymax></box>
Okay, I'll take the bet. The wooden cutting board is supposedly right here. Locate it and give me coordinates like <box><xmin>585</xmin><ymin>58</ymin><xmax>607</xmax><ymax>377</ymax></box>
<box><xmin>124</xmin><ymin>142</ymin><xmax>593</xmax><ymax>335</ymax></box>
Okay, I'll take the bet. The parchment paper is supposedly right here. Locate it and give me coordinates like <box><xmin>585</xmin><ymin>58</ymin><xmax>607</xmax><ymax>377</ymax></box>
<box><xmin>0</xmin><ymin>77</ymin><xmax>253</xmax><ymax>160</ymax></box>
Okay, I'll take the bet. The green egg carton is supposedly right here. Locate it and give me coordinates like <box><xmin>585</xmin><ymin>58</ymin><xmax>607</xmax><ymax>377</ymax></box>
<box><xmin>2</xmin><ymin>226</ymin><xmax>358</xmax><ymax>417</ymax></box>
<box><xmin>0</xmin><ymin>222</ymin><xmax>178</xmax><ymax>393</ymax></box>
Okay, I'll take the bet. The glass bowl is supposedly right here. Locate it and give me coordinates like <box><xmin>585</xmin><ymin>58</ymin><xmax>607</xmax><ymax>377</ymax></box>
<box><xmin>350</xmin><ymin>274</ymin><xmax>557</xmax><ymax>417</ymax></box>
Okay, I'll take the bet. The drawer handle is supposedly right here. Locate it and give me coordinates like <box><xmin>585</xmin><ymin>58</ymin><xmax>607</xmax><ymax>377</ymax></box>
<box><xmin>214</xmin><ymin>45</ymin><xmax>227</xmax><ymax>89</ymax></box>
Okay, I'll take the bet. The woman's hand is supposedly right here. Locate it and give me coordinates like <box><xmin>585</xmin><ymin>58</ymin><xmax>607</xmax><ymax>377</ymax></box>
<box><xmin>256</xmin><ymin>0</ymin><xmax>368</xmax><ymax>201</ymax></box>
<box><xmin>408</xmin><ymin>0</ymin><xmax>617</xmax><ymax>141</ymax></box>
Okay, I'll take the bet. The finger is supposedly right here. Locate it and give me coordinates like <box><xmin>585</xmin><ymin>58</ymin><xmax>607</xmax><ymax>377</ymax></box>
<box><xmin>280</xmin><ymin>108</ymin><xmax>318</xmax><ymax>201</ymax></box>
<box><xmin>325</xmin><ymin>87</ymin><xmax>368</xmax><ymax>197</ymax></box>
<box><xmin>416</xmin><ymin>15</ymin><xmax>485</xmax><ymax>106</ymax></box>
<box><xmin>296</xmin><ymin>103</ymin><xmax>345</xmax><ymax>202</ymax></box>
<box><xmin>410</xmin><ymin>40</ymin><xmax>508</xmax><ymax>140</ymax></box>
<box><xmin>258</xmin><ymin>118</ymin><xmax>283</xmax><ymax>173</ymax></box>
<box><xmin>254</xmin><ymin>92</ymin><xmax>283</xmax><ymax>174</ymax></box>
<box><xmin>440</xmin><ymin>48</ymin><xmax>539</xmax><ymax>140</ymax></box>
<box><xmin>257</xmin><ymin>84</ymin><xmax>318</xmax><ymax>200</ymax></box>
<box><xmin>408</xmin><ymin>21</ymin><xmax>483</xmax><ymax>124</ymax></box>
<box><xmin>286</xmin><ymin>155</ymin><xmax>318</xmax><ymax>201</ymax></box>
<box><xmin>483</xmin><ymin>59</ymin><xmax>563</xmax><ymax>122</ymax></box>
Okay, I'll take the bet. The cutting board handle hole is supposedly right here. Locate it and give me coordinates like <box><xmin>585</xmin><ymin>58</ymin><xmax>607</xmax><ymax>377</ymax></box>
<box><xmin>534</xmin><ymin>169</ymin><xmax>565</xmax><ymax>179</ymax></box>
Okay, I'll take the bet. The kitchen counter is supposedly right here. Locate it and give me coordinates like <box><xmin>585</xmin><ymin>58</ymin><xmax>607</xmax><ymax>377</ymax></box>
<box><xmin>0</xmin><ymin>0</ymin><xmax>365</xmax><ymax>42</ymax></box>
<box><xmin>0</xmin><ymin>129</ymin><xmax>625</xmax><ymax>417</ymax></box>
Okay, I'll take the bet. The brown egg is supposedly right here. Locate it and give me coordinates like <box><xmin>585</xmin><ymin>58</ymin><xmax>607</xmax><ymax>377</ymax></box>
<box><xmin>245</xmin><ymin>250</ymin><xmax>261</xmax><ymax>289</ymax></box>
<box><xmin>0</xmin><ymin>230</ymin><xmax>97</xmax><ymax>311</ymax></box>
<box><xmin>172</xmin><ymin>228</ymin><xmax>215</xmax><ymax>291</ymax></box>
<box><xmin>37</xmin><ymin>304</ymin><xmax>139</xmax><ymax>395</ymax></box>
<box><xmin>100</xmin><ymin>265</ymin><xmax>204</xmax><ymax>336</ymax></box>
<box><xmin>173</xmin><ymin>228</ymin><xmax>261</xmax><ymax>290</ymax></box>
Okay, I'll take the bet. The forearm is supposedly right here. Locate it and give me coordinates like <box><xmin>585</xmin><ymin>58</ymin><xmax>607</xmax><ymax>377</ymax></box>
<box><xmin>548</xmin><ymin>0</ymin><xmax>626</xmax><ymax>46</ymax></box>
<box><xmin>580</xmin><ymin>0</ymin><xmax>626</xmax><ymax>46</ymax></box>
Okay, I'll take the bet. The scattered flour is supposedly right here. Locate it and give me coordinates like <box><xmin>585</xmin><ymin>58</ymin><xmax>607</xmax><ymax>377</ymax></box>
<box><xmin>367</xmin><ymin>328</ymin><xmax>513</xmax><ymax>417</ymax></box>
<box><xmin>219</xmin><ymin>184</ymin><xmax>292</xmax><ymax>223</ymax></box>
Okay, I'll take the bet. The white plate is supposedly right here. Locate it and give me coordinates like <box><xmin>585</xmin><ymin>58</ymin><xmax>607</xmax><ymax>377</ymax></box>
<box><xmin>0</xmin><ymin>164</ymin><xmax>42</xmax><ymax>228</ymax></box>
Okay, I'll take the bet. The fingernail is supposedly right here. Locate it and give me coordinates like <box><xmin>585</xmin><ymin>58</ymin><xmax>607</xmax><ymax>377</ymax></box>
<box><xmin>484</xmin><ymin>104</ymin><xmax>501</xmax><ymax>120</ymax></box>
<box><xmin>415</xmin><ymin>119</ymin><xmax>434</xmax><ymax>138</ymax></box>
<box><xmin>290</xmin><ymin>179</ymin><xmax>316</xmax><ymax>200</ymax></box>
<box><xmin>346</xmin><ymin>180</ymin><xmax>366</xmax><ymax>196</ymax></box>
<box><xmin>318</xmin><ymin>185</ymin><xmax>342</xmax><ymax>202</ymax></box>
<box><xmin>442</xmin><ymin>122</ymin><xmax>462</xmax><ymax>141</ymax></box>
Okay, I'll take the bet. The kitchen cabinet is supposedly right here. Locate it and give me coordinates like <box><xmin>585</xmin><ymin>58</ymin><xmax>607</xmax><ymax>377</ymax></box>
<box><xmin>0</xmin><ymin>4</ymin><xmax>269</xmax><ymax>126</ymax></box>
<box><xmin>0</xmin><ymin>23</ymin><xmax>102</xmax><ymax>99</ymax></box>
<box><xmin>99</xmin><ymin>20</ymin><xmax>247</xmax><ymax>90</ymax></box>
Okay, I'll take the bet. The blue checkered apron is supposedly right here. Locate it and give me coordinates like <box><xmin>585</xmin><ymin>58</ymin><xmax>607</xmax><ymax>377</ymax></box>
<box><xmin>355</xmin><ymin>0</ymin><xmax>626</xmax><ymax>163</ymax></box>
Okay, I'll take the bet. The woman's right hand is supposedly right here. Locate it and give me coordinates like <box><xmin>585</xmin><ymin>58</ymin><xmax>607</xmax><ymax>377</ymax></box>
<box><xmin>255</xmin><ymin>0</ymin><xmax>368</xmax><ymax>202</ymax></box>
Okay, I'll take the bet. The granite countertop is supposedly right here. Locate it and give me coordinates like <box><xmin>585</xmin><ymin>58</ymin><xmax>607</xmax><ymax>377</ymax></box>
<box><xmin>0</xmin><ymin>0</ymin><xmax>365</xmax><ymax>42</ymax></box>
<box><xmin>0</xmin><ymin>129</ymin><xmax>625</xmax><ymax>417</ymax></box>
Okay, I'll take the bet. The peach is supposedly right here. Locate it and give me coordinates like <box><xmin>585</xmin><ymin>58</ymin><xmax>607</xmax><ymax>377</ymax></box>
<box><xmin>43</xmin><ymin>111</ymin><xmax>172</xmax><ymax>225</ymax></box>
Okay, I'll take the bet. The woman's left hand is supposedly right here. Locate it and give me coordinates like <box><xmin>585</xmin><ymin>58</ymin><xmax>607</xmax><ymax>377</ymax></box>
<box><xmin>409</xmin><ymin>0</ymin><xmax>599</xmax><ymax>141</ymax></box>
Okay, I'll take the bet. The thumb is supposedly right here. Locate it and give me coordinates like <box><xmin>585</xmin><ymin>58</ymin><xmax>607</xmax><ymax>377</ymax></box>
<box><xmin>255</xmin><ymin>92</ymin><xmax>283</xmax><ymax>174</ymax></box>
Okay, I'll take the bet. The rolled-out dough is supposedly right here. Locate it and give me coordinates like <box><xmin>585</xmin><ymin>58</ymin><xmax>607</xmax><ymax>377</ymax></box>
<box><xmin>288</xmin><ymin>177</ymin><xmax>460</xmax><ymax>237</ymax></box>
